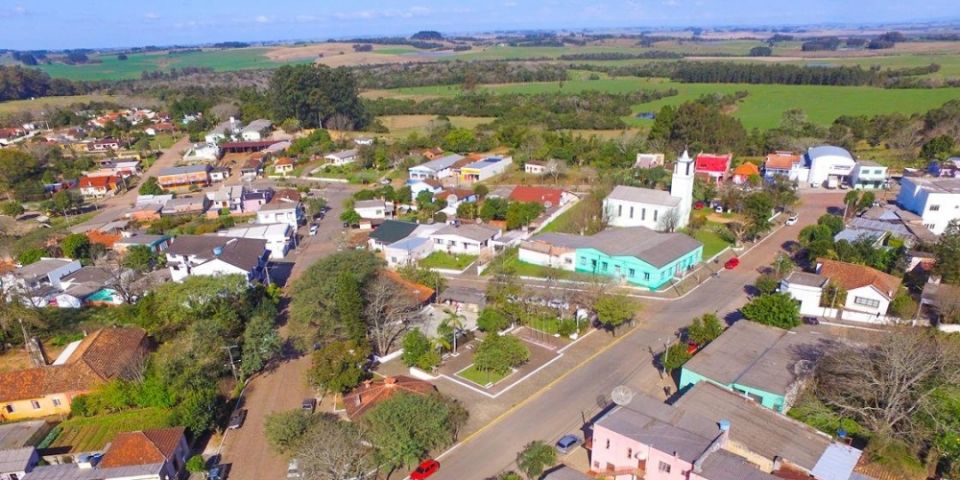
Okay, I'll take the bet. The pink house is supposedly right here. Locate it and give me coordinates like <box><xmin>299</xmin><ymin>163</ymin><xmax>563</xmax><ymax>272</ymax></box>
<box><xmin>242</xmin><ymin>189</ymin><xmax>274</xmax><ymax>213</ymax></box>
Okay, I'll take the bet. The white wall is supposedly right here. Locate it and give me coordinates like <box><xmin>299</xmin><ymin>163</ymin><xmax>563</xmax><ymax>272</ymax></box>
<box><xmin>898</xmin><ymin>179</ymin><xmax>960</xmax><ymax>235</ymax></box>
<box><xmin>518</xmin><ymin>247</ymin><xmax>576</xmax><ymax>271</ymax></box>
<box><xmin>356</xmin><ymin>205</ymin><xmax>386</xmax><ymax>219</ymax></box>
<box><xmin>384</xmin><ymin>242</ymin><xmax>433</xmax><ymax>267</ymax></box>
<box><xmin>809</xmin><ymin>155</ymin><xmax>855</xmax><ymax>186</ymax></box>
<box><xmin>844</xmin><ymin>285</ymin><xmax>890</xmax><ymax>316</ymax></box>
<box><xmin>603</xmin><ymin>198</ymin><xmax>675</xmax><ymax>231</ymax></box>
<box><xmin>430</xmin><ymin>235</ymin><xmax>489</xmax><ymax>255</ymax></box>
<box><xmin>780</xmin><ymin>280</ymin><xmax>823</xmax><ymax>316</ymax></box>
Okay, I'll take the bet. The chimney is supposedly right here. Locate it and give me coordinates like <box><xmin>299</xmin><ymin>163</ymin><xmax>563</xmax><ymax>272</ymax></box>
<box><xmin>772</xmin><ymin>456</ymin><xmax>783</xmax><ymax>472</ymax></box>
<box><xmin>693</xmin><ymin>420</ymin><xmax>731</xmax><ymax>474</ymax></box>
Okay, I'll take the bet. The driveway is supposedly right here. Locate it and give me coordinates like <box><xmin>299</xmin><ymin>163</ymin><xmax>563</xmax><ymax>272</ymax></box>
<box><xmin>429</xmin><ymin>192</ymin><xmax>844</xmax><ymax>479</ymax></box>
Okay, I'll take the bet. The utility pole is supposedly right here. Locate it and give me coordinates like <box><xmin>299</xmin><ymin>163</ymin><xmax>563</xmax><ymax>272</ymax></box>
<box><xmin>223</xmin><ymin>345</ymin><xmax>240</xmax><ymax>382</ymax></box>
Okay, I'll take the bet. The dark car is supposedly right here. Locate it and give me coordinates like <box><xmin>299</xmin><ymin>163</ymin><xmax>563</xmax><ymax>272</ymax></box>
<box><xmin>803</xmin><ymin>316</ymin><xmax>820</xmax><ymax>325</ymax></box>
<box><xmin>410</xmin><ymin>459</ymin><xmax>440</xmax><ymax>480</ymax></box>
<box><xmin>208</xmin><ymin>465</ymin><xmax>223</xmax><ymax>480</ymax></box>
<box><xmin>227</xmin><ymin>409</ymin><xmax>247</xmax><ymax>429</ymax></box>
<box><xmin>302</xmin><ymin>398</ymin><xmax>316</xmax><ymax>413</ymax></box>
<box><xmin>555</xmin><ymin>434</ymin><xmax>581</xmax><ymax>454</ymax></box>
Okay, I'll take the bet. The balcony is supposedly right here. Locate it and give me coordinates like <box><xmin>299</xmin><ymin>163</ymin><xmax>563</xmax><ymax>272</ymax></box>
<box><xmin>589</xmin><ymin>460</ymin><xmax>646</xmax><ymax>478</ymax></box>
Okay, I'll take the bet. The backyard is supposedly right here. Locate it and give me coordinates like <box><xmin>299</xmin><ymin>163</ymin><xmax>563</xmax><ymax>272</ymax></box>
<box><xmin>691</xmin><ymin>224</ymin><xmax>733</xmax><ymax>260</ymax></box>
<box><xmin>42</xmin><ymin>407</ymin><xmax>176</xmax><ymax>453</ymax></box>
<box><xmin>420</xmin><ymin>251</ymin><xmax>478</xmax><ymax>270</ymax></box>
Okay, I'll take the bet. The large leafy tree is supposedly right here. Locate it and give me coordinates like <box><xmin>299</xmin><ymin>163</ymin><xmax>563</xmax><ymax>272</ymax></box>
<box><xmin>688</xmin><ymin>313</ymin><xmax>724</xmax><ymax>345</ymax></box>
<box><xmin>308</xmin><ymin>340</ymin><xmax>370</xmax><ymax>395</ymax></box>
<box><xmin>296</xmin><ymin>415</ymin><xmax>373</xmax><ymax>480</ymax></box>
<box><xmin>240</xmin><ymin>303</ymin><xmax>281</xmax><ymax>378</ymax></box>
<box><xmin>365</xmin><ymin>393</ymin><xmax>467</xmax><ymax>473</ymax></box>
<box><xmin>936</xmin><ymin>220</ymin><xmax>960</xmax><ymax>285</ymax></box>
<box><xmin>61</xmin><ymin>233</ymin><xmax>91</xmax><ymax>260</ymax></box>
<box><xmin>269</xmin><ymin>64</ymin><xmax>367</xmax><ymax>129</ymax></box>
<box><xmin>740</xmin><ymin>293</ymin><xmax>800</xmax><ymax>329</ymax></box>
<box><xmin>264</xmin><ymin>409</ymin><xmax>318</xmax><ymax>454</ymax></box>
<box><xmin>473</xmin><ymin>333</ymin><xmax>529</xmax><ymax>375</ymax></box>
<box><xmin>595</xmin><ymin>293</ymin><xmax>638</xmax><ymax>333</ymax></box>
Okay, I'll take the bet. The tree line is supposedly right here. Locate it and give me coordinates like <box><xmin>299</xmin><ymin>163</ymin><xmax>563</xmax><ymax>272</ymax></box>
<box><xmin>352</xmin><ymin>61</ymin><xmax>568</xmax><ymax>90</ymax></box>
<box><xmin>0</xmin><ymin>65</ymin><xmax>92</xmax><ymax>101</ymax></box>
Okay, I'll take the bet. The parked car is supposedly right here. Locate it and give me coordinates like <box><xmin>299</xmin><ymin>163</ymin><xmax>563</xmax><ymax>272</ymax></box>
<box><xmin>803</xmin><ymin>316</ymin><xmax>820</xmax><ymax>325</ymax></box>
<box><xmin>208</xmin><ymin>465</ymin><xmax>223</xmax><ymax>480</ymax></box>
<box><xmin>555</xmin><ymin>434</ymin><xmax>581</xmax><ymax>454</ymax></box>
<box><xmin>785</xmin><ymin>214</ymin><xmax>799</xmax><ymax>226</ymax></box>
<box><xmin>302</xmin><ymin>398</ymin><xmax>316</xmax><ymax>413</ymax></box>
<box><xmin>714</xmin><ymin>205</ymin><xmax>724</xmax><ymax>213</ymax></box>
<box><xmin>309</xmin><ymin>224</ymin><xmax>319</xmax><ymax>236</ymax></box>
<box><xmin>686</xmin><ymin>342</ymin><xmax>700</xmax><ymax>354</ymax></box>
<box><xmin>287</xmin><ymin>459</ymin><xmax>301</xmax><ymax>479</ymax></box>
<box><xmin>227</xmin><ymin>409</ymin><xmax>247</xmax><ymax>429</ymax></box>
<box><xmin>380</xmin><ymin>178</ymin><xmax>391</xmax><ymax>185</ymax></box>
<box><xmin>724</xmin><ymin>257</ymin><xmax>740</xmax><ymax>270</ymax></box>
<box><xmin>410</xmin><ymin>459</ymin><xmax>440</xmax><ymax>480</ymax></box>
<box><xmin>694</xmin><ymin>201</ymin><xmax>705</xmax><ymax>210</ymax></box>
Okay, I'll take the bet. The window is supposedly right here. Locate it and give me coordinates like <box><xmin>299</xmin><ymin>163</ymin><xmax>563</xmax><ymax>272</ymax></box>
<box><xmin>30</xmin><ymin>400</ymin><xmax>40</xmax><ymax>409</ymax></box>
<box><xmin>653</xmin><ymin>210</ymin><xmax>659</xmax><ymax>222</ymax></box>
<box><xmin>52</xmin><ymin>398</ymin><xmax>62</xmax><ymax>407</ymax></box>
<box><xmin>435</xmin><ymin>239</ymin><xmax>443</xmax><ymax>245</ymax></box>
<box><xmin>629</xmin><ymin>268</ymin><xmax>636</xmax><ymax>277</ymax></box>
<box><xmin>627</xmin><ymin>448</ymin><xmax>633</xmax><ymax>459</ymax></box>
<box><xmin>930</xmin><ymin>205</ymin><xmax>941</xmax><ymax>212</ymax></box>
<box><xmin>617</xmin><ymin>205</ymin><xmax>622</xmax><ymax>216</ymax></box>
<box><xmin>601</xmin><ymin>262</ymin><xmax>608</xmax><ymax>272</ymax></box>
<box><xmin>629</xmin><ymin>206</ymin><xmax>634</xmax><ymax>219</ymax></box>
<box><xmin>565</xmin><ymin>257</ymin><xmax>573</xmax><ymax>264</ymax></box>
<box><xmin>605</xmin><ymin>439</ymin><xmax>610</xmax><ymax>449</ymax></box>
<box><xmin>854</xmin><ymin>296</ymin><xmax>881</xmax><ymax>309</ymax></box>
<box><xmin>580</xmin><ymin>258</ymin><xmax>588</xmax><ymax>266</ymax></box>
<box><xmin>643</xmin><ymin>272</ymin><xmax>650</xmax><ymax>281</ymax></box>
<box><xmin>4</xmin><ymin>404</ymin><xmax>12</xmax><ymax>413</ymax></box>
<box><xmin>641</xmin><ymin>208</ymin><xmax>646</xmax><ymax>221</ymax></box>
<box><xmin>658</xmin><ymin>461</ymin><xmax>671</xmax><ymax>473</ymax></box>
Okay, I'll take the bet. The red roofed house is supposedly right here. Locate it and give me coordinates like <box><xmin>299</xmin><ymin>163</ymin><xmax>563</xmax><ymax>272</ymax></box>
<box><xmin>274</xmin><ymin>157</ymin><xmax>295</xmax><ymax>176</ymax></box>
<box><xmin>97</xmin><ymin>427</ymin><xmax>189</xmax><ymax>478</ymax></box>
<box><xmin>695</xmin><ymin>153</ymin><xmax>733</xmax><ymax>184</ymax></box>
<box><xmin>0</xmin><ymin>327</ymin><xmax>149</xmax><ymax>421</ymax></box>
<box><xmin>383</xmin><ymin>269</ymin><xmax>435</xmax><ymax>305</ymax></box>
<box><xmin>732</xmin><ymin>162</ymin><xmax>761</xmax><ymax>184</ymax></box>
<box><xmin>817</xmin><ymin>258</ymin><xmax>902</xmax><ymax>319</ymax></box>
<box><xmin>508</xmin><ymin>186</ymin><xmax>574</xmax><ymax>208</ymax></box>
<box><xmin>78</xmin><ymin>175</ymin><xmax>119</xmax><ymax>198</ymax></box>
<box><xmin>343</xmin><ymin>376</ymin><xmax>436</xmax><ymax>419</ymax></box>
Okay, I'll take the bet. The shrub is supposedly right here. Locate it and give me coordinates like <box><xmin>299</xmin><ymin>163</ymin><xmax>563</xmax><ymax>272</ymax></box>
<box><xmin>477</xmin><ymin>308</ymin><xmax>510</xmax><ymax>332</ymax></box>
<box><xmin>186</xmin><ymin>455</ymin><xmax>207</xmax><ymax>473</ymax></box>
<box><xmin>557</xmin><ymin>319</ymin><xmax>578</xmax><ymax>337</ymax></box>
<box><xmin>473</xmin><ymin>334</ymin><xmax>529</xmax><ymax>375</ymax></box>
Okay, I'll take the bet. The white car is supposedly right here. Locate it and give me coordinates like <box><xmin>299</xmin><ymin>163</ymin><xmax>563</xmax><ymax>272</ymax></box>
<box><xmin>309</xmin><ymin>224</ymin><xmax>319</xmax><ymax>236</ymax></box>
<box><xmin>714</xmin><ymin>205</ymin><xmax>724</xmax><ymax>214</ymax></box>
<box><xmin>785</xmin><ymin>214</ymin><xmax>799</xmax><ymax>226</ymax></box>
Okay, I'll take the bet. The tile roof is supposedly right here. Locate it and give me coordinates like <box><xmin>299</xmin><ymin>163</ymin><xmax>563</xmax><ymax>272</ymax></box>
<box><xmin>695</xmin><ymin>153</ymin><xmax>732</xmax><ymax>173</ymax></box>
<box><xmin>343</xmin><ymin>376</ymin><xmax>436</xmax><ymax>418</ymax></box>
<box><xmin>274</xmin><ymin>157</ymin><xmax>294</xmax><ymax>166</ymax></box>
<box><xmin>733</xmin><ymin>162</ymin><xmax>760</xmax><ymax>177</ymax></box>
<box><xmin>530</xmin><ymin>227</ymin><xmax>702</xmax><ymax>269</ymax></box>
<box><xmin>78</xmin><ymin>176</ymin><xmax>117</xmax><ymax>189</ymax></box>
<box><xmin>765</xmin><ymin>152</ymin><xmax>802</xmax><ymax>170</ymax></box>
<box><xmin>99</xmin><ymin>427</ymin><xmax>185</xmax><ymax>469</ymax></box>
<box><xmin>509</xmin><ymin>186</ymin><xmax>564</xmax><ymax>206</ymax></box>
<box><xmin>817</xmin><ymin>259</ymin><xmax>902</xmax><ymax>300</ymax></box>
<box><xmin>382</xmin><ymin>270</ymin><xmax>435</xmax><ymax>304</ymax></box>
<box><xmin>272</xmin><ymin>188</ymin><xmax>301</xmax><ymax>203</ymax></box>
<box><xmin>606</xmin><ymin>185</ymin><xmax>680</xmax><ymax>207</ymax></box>
<box><xmin>0</xmin><ymin>328</ymin><xmax>147</xmax><ymax>402</ymax></box>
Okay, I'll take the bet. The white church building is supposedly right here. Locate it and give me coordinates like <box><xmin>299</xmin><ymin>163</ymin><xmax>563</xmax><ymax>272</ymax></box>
<box><xmin>603</xmin><ymin>150</ymin><xmax>695</xmax><ymax>231</ymax></box>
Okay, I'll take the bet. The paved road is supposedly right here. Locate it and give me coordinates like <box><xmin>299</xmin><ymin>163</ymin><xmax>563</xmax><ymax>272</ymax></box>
<box><xmin>431</xmin><ymin>192</ymin><xmax>843</xmax><ymax>480</ymax></box>
<box><xmin>217</xmin><ymin>182</ymin><xmax>356</xmax><ymax>480</ymax></box>
<box><xmin>73</xmin><ymin>136</ymin><xmax>192</xmax><ymax>232</ymax></box>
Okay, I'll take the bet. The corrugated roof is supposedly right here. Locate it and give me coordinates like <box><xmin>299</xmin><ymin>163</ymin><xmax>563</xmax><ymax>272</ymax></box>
<box><xmin>606</xmin><ymin>185</ymin><xmax>680</xmax><ymax>207</ymax></box>
<box><xmin>411</xmin><ymin>154</ymin><xmax>464</xmax><ymax>172</ymax></box>
<box><xmin>530</xmin><ymin>227</ymin><xmax>701</xmax><ymax>269</ymax></box>
<box><xmin>0</xmin><ymin>447</ymin><xmax>36</xmax><ymax>473</ymax></box>
<box><xmin>433</xmin><ymin>224</ymin><xmax>500</xmax><ymax>242</ymax></box>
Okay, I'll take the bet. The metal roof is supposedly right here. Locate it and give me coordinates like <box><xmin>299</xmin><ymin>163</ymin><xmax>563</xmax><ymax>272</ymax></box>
<box><xmin>531</xmin><ymin>227</ymin><xmax>701</xmax><ymax>269</ymax></box>
<box><xmin>605</xmin><ymin>185</ymin><xmax>680</xmax><ymax>207</ymax></box>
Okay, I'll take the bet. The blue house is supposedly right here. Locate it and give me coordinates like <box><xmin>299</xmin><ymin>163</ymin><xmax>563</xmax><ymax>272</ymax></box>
<box><xmin>518</xmin><ymin>227</ymin><xmax>703</xmax><ymax>290</ymax></box>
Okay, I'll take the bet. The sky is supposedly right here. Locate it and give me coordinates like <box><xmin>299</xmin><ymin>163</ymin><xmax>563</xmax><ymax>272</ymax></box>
<box><xmin>2</xmin><ymin>0</ymin><xmax>960</xmax><ymax>50</ymax></box>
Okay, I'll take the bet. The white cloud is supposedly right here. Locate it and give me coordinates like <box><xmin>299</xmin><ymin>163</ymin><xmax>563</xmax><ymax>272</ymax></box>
<box><xmin>255</xmin><ymin>15</ymin><xmax>270</xmax><ymax>23</ymax></box>
<box><xmin>13</xmin><ymin>5</ymin><xmax>25</xmax><ymax>14</ymax></box>
<box><xmin>332</xmin><ymin>6</ymin><xmax>432</xmax><ymax>21</ymax></box>
<box><xmin>144</xmin><ymin>11</ymin><xmax>160</xmax><ymax>20</ymax></box>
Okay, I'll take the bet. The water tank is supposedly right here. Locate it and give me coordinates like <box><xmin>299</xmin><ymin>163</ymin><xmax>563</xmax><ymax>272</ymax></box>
<box><xmin>213</xmin><ymin>246</ymin><xmax>224</xmax><ymax>256</ymax></box>
<box><xmin>718</xmin><ymin>419</ymin><xmax>731</xmax><ymax>432</ymax></box>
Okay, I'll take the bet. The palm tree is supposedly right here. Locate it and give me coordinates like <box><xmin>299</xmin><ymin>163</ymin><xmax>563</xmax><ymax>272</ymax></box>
<box><xmin>516</xmin><ymin>441</ymin><xmax>557</xmax><ymax>480</ymax></box>
<box><xmin>440</xmin><ymin>309</ymin><xmax>465</xmax><ymax>355</ymax></box>
<box><xmin>843</xmin><ymin>190</ymin><xmax>861</xmax><ymax>218</ymax></box>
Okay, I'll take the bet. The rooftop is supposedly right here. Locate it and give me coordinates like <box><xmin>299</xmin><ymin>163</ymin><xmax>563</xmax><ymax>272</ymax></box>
<box><xmin>99</xmin><ymin>427</ymin><xmax>185</xmax><ymax>469</ymax></box>
<box><xmin>682</xmin><ymin>321</ymin><xmax>833</xmax><ymax>396</ymax></box>
<box><xmin>764</xmin><ymin>152</ymin><xmax>802</xmax><ymax>170</ymax></box>
<box><xmin>11</xmin><ymin>258</ymin><xmax>77</xmax><ymax>282</ymax></box>
<box><xmin>807</xmin><ymin>145</ymin><xmax>853</xmax><ymax>161</ymax></box>
<box><xmin>433</xmin><ymin>223</ymin><xmax>500</xmax><ymax>242</ymax></box>
<box><xmin>902</xmin><ymin>176</ymin><xmax>960</xmax><ymax>194</ymax></box>
<box><xmin>606</xmin><ymin>185</ymin><xmax>680</xmax><ymax>207</ymax></box>
<box><xmin>0</xmin><ymin>447</ymin><xmax>36</xmax><ymax>474</ymax></box>
<box><xmin>817</xmin><ymin>258</ymin><xmax>902</xmax><ymax>300</ymax></box>
<box><xmin>0</xmin><ymin>420</ymin><xmax>52</xmax><ymax>449</ymax></box>
<box><xmin>463</xmin><ymin>156</ymin><xmax>510</xmax><ymax>170</ymax></box>
<box><xmin>530</xmin><ymin>227</ymin><xmax>702</xmax><ymax>269</ymax></box>
<box><xmin>158</xmin><ymin>165</ymin><xmax>209</xmax><ymax>176</ymax></box>
<box><xmin>784</xmin><ymin>271</ymin><xmax>829</xmax><ymax>288</ymax></box>
<box><xmin>355</xmin><ymin>199</ymin><xmax>386</xmax><ymax>209</ymax></box>
<box><xmin>167</xmin><ymin>235</ymin><xmax>267</xmax><ymax>271</ymax></box>
<box><xmin>369</xmin><ymin>220</ymin><xmax>419</xmax><ymax>244</ymax></box>
<box><xmin>326</xmin><ymin>149</ymin><xmax>358</xmax><ymax>159</ymax></box>
<box><xmin>21</xmin><ymin>462</ymin><xmax>163</xmax><ymax>480</ymax></box>
<box><xmin>509</xmin><ymin>186</ymin><xmax>565</xmax><ymax>206</ymax></box>
<box><xmin>411</xmin><ymin>154</ymin><xmax>464</xmax><ymax>172</ymax></box>
<box><xmin>438</xmin><ymin>285</ymin><xmax>486</xmax><ymax>306</ymax></box>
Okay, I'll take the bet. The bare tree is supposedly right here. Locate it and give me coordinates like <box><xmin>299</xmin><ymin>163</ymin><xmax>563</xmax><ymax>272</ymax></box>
<box><xmin>812</xmin><ymin>329</ymin><xmax>960</xmax><ymax>443</ymax></box>
<box><xmin>363</xmin><ymin>274</ymin><xmax>422</xmax><ymax>356</ymax></box>
<box><xmin>545</xmin><ymin>158</ymin><xmax>567</xmax><ymax>185</ymax></box>
<box><xmin>658</xmin><ymin>208</ymin><xmax>681</xmax><ymax>233</ymax></box>
<box><xmin>296</xmin><ymin>415</ymin><xmax>373</xmax><ymax>480</ymax></box>
<box><xmin>327</xmin><ymin>114</ymin><xmax>354</xmax><ymax>141</ymax></box>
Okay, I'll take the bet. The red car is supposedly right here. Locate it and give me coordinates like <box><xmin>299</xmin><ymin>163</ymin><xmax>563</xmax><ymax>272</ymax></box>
<box><xmin>724</xmin><ymin>257</ymin><xmax>740</xmax><ymax>270</ymax></box>
<box><xmin>410</xmin><ymin>460</ymin><xmax>440</xmax><ymax>480</ymax></box>
<box><xmin>686</xmin><ymin>342</ymin><xmax>700</xmax><ymax>354</ymax></box>
<box><xmin>693</xmin><ymin>201</ymin><xmax>705</xmax><ymax>210</ymax></box>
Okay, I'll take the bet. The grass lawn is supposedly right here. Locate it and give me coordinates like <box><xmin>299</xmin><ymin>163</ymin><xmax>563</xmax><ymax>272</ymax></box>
<box><xmin>538</xmin><ymin>199</ymin><xmax>594</xmax><ymax>234</ymax></box>
<box><xmin>387</xmin><ymin>78</ymin><xmax>960</xmax><ymax>131</ymax></box>
<box><xmin>485</xmin><ymin>247</ymin><xmax>596</xmax><ymax>282</ymax></box>
<box><xmin>421</xmin><ymin>251</ymin><xmax>477</xmax><ymax>270</ymax></box>
<box><xmin>692</xmin><ymin>227</ymin><xmax>732</xmax><ymax>260</ymax></box>
<box><xmin>457</xmin><ymin>364</ymin><xmax>507</xmax><ymax>387</ymax></box>
<box><xmin>46</xmin><ymin>407</ymin><xmax>176</xmax><ymax>452</ymax></box>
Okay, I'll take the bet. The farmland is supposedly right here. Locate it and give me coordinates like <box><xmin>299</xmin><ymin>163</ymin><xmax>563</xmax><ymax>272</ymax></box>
<box><xmin>382</xmin><ymin>78</ymin><xmax>960</xmax><ymax>130</ymax></box>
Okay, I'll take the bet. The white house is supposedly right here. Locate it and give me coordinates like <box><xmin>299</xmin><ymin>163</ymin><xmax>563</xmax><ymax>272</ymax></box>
<box><xmin>408</xmin><ymin>154</ymin><xmax>464</xmax><ymax>180</ymax></box>
<box><xmin>239</xmin><ymin>119</ymin><xmax>272</xmax><ymax>141</ymax></box>
<box><xmin>165</xmin><ymin>235</ymin><xmax>270</xmax><ymax>283</ymax></box>
<box><xmin>206</xmin><ymin>185</ymin><xmax>245</xmax><ymax>213</ymax></box>
<box><xmin>384</xmin><ymin>237</ymin><xmax>434</xmax><ymax>267</ymax></box>
<box><xmin>897</xmin><ymin>176</ymin><xmax>960</xmax><ymax>235</ymax></box>
<box><xmin>324</xmin><ymin>149</ymin><xmax>358</xmax><ymax>167</ymax></box>
<box><xmin>407</xmin><ymin>178</ymin><xmax>444</xmax><ymax>198</ymax></box>
<box><xmin>182</xmin><ymin>142</ymin><xmax>221</xmax><ymax>163</ymax></box>
<box><xmin>218</xmin><ymin>223</ymin><xmax>294</xmax><ymax>259</ymax></box>
<box><xmin>256</xmin><ymin>201</ymin><xmax>303</xmax><ymax>229</ymax></box>
<box><xmin>355</xmin><ymin>199</ymin><xmax>392</xmax><ymax>220</ymax></box>
<box><xmin>850</xmin><ymin>160</ymin><xmax>888</xmax><ymax>190</ymax></box>
<box><xmin>780</xmin><ymin>271</ymin><xmax>829</xmax><ymax>316</ymax></box>
<box><xmin>524</xmin><ymin>161</ymin><xmax>550</xmax><ymax>175</ymax></box>
<box><xmin>763</xmin><ymin>151</ymin><xmax>807</xmax><ymax>182</ymax></box>
<box><xmin>204</xmin><ymin>118</ymin><xmax>242</xmax><ymax>144</ymax></box>
<box><xmin>429</xmin><ymin>224</ymin><xmax>501</xmax><ymax>256</ymax></box>
<box><xmin>805</xmin><ymin>145</ymin><xmax>856</xmax><ymax>187</ymax></box>
<box><xmin>819</xmin><ymin>259</ymin><xmax>902</xmax><ymax>318</ymax></box>
<box><xmin>603</xmin><ymin>150</ymin><xmax>694</xmax><ymax>231</ymax></box>
<box><xmin>2</xmin><ymin>258</ymin><xmax>82</xmax><ymax>297</ymax></box>
<box><xmin>518</xmin><ymin>237</ymin><xmax>577</xmax><ymax>270</ymax></box>
<box><xmin>634</xmin><ymin>153</ymin><xmax>665</xmax><ymax>169</ymax></box>
<box><xmin>353</xmin><ymin>137</ymin><xmax>374</xmax><ymax>146</ymax></box>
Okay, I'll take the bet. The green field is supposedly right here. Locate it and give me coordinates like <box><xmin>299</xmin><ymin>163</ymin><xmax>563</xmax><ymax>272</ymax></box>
<box><xmin>33</xmin><ymin>48</ymin><xmax>305</xmax><ymax>81</ymax></box>
<box><xmin>692</xmin><ymin>225</ymin><xmax>732</xmax><ymax>260</ymax></box>
<box><xmin>388</xmin><ymin>78</ymin><xmax>960</xmax><ymax>130</ymax></box>
<box><xmin>420</xmin><ymin>251</ymin><xmax>478</xmax><ymax>270</ymax></box>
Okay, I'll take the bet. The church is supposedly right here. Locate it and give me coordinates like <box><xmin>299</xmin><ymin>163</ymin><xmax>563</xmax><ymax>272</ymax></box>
<box><xmin>602</xmin><ymin>150</ymin><xmax>695</xmax><ymax>232</ymax></box>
